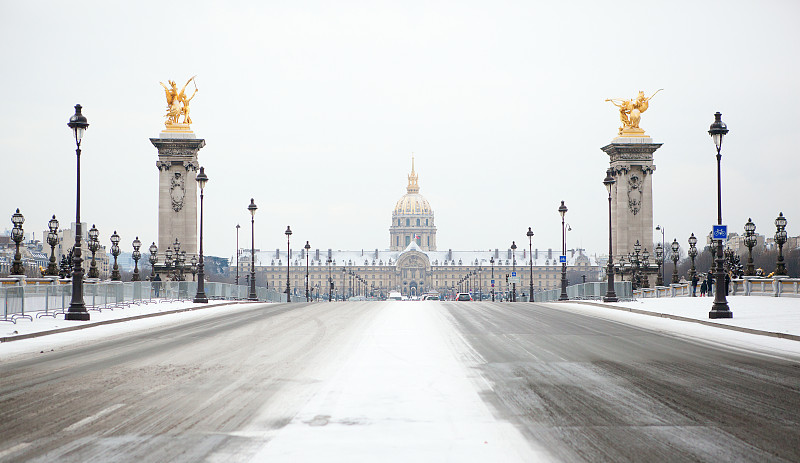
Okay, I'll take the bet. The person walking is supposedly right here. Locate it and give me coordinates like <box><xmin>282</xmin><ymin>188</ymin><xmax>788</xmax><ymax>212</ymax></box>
<box><xmin>153</xmin><ymin>273</ymin><xmax>162</xmax><ymax>298</ymax></box>
<box><xmin>700</xmin><ymin>278</ymin><xmax>707</xmax><ymax>297</ymax></box>
<box><xmin>691</xmin><ymin>274</ymin><xmax>699</xmax><ymax>297</ymax></box>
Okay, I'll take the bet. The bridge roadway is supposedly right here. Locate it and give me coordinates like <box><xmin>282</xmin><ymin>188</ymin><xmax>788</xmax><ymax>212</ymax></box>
<box><xmin>0</xmin><ymin>301</ymin><xmax>798</xmax><ymax>461</ymax></box>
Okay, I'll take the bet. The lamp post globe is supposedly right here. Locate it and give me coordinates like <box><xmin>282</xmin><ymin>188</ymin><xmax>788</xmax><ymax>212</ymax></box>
<box><xmin>744</xmin><ymin>218</ymin><xmax>757</xmax><ymax>276</ymax></box>
<box><xmin>10</xmin><ymin>209</ymin><xmax>25</xmax><ymax>276</ymax></box>
<box><xmin>558</xmin><ymin>201</ymin><xmax>569</xmax><ymax>301</ymax></box>
<box><xmin>775</xmin><ymin>212</ymin><xmax>788</xmax><ymax>275</ymax></box>
<box><xmin>285</xmin><ymin>225</ymin><xmax>292</xmax><ymax>302</ymax></box>
<box><xmin>708</xmin><ymin>111</ymin><xmax>732</xmax><ymax>318</ymax></box>
<box><xmin>603</xmin><ymin>169</ymin><xmax>618</xmax><ymax>302</ymax></box>
<box><xmin>131</xmin><ymin>236</ymin><xmax>142</xmax><ymax>281</ymax></box>
<box><xmin>46</xmin><ymin>214</ymin><xmax>60</xmax><ymax>276</ymax></box>
<box><xmin>110</xmin><ymin>230</ymin><xmax>121</xmax><ymax>281</ymax></box>
<box><xmin>193</xmin><ymin>166</ymin><xmax>209</xmax><ymax>303</ymax></box>
<box><xmin>670</xmin><ymin>238</ymin><xmax>680</xmax><ymax>284</ymax></box>
<box><xmin>688</xmin><ymin>233</ymin><xmax>698</xmax><ymax>281</ymax></box>
<box><xmin>247</xmin><ymin>198</ymin><xmax>258</xmax><ymax>301</ymax></box>
<box><xmin>654</xmin><ymin>243</ymin><xmax>664</xmax><ymax>287</ymax></box>
<box><xmin>148</xmin><ymin>242</ymin><xmax>158</xmax><ymax>278</ymax></box>
<box><xmin>66</xmin><ymin>104</ymin><xmax>90</xmax><ymax>320</ymax></box>
<box><xmin>87</xmin><ymin>224</ymin><xmax>100</xmax><ymax>279</ymax></box>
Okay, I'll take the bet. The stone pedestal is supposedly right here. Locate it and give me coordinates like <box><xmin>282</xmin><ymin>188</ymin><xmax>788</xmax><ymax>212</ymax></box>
<box><xmin>601</xmin><ymin>136</ymin><xmax>662</xmax><ymax>263</ymax></box>
<box><xmin>150</xmin><ymin>132</ymin><xmax>205</xmax><ymax>272</ymax></box>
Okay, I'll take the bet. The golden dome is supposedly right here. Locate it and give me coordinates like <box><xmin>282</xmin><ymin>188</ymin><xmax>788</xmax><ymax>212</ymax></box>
<box><xmin>393</xmin><ymin>157</ymin><xmax>433</xmax><ymax>216</ymax></box>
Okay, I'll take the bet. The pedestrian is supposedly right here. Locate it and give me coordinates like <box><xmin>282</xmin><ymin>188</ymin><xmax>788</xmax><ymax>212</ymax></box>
<box><xmin>708</xmin><ymin>274</ymin><xmax>714</xmax><ymax>295</ymax></box>
<box><xmin>725</xmin><ymin>272</ymin><xmax>731</xmax><ymax>296</ymax></box>
<box><xmin>691</xmin><ymin>274</ymin><xmax>699</xmax><ymax>297</ymax></box>
<box><xmin>153</xmin><ymin>273</ymin><xmax>162</xmax><ymax>297</ymax></box>
<box><xmin>700</xmin><ymin>278</ymin><xmax>707</xmax><ymax>297</ymax></box>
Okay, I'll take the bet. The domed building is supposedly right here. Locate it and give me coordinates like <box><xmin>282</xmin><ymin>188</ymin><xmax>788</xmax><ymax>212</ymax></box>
<box><xmin>390</xmin><ymin>158</ymin><xmax>437</xmax><ymax>251</ymax></box>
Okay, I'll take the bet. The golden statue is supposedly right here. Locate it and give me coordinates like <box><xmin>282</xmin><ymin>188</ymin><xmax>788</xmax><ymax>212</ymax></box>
<box><xmin>606</xmin><ymin>89</ymin><xmax>662</xmax><ymax>136</ymax></box>
<box><xmin>159</xmin><ymin>76</ymin><xmax>198</xmax><ymax>131</ymax></box>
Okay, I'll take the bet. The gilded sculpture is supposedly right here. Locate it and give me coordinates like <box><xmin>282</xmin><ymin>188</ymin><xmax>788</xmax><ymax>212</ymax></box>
<box><xmin>159</xmin><ymin>76</ymin><xmax>198</xmax><ymax>131</ymax></box>
<box><xmin>606</xmin><ymin>89</ymin><xmax>662</xmax><ymax>136</ymax></box>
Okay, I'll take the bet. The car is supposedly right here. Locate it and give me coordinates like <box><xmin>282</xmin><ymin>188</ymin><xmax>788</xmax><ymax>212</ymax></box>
<box><xmin>456</xmin><ymin>293</ymin><xmax>473</xmax><ymax>301</ymax></box>
<box><xmin>387</xmin><ymin>291</ymin><xmax>403</xmax><ymax>301</ymax></box>
<box><xmin>422</xmin><ymin>294</ymin><xmax>440</xmax><ymax>301</ymax></box>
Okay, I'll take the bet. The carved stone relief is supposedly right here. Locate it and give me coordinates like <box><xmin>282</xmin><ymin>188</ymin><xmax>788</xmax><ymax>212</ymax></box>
<box><xmin>170</xmin><ymin>172</ymin><xmax>186</xmax><ymax>212</ymax></box>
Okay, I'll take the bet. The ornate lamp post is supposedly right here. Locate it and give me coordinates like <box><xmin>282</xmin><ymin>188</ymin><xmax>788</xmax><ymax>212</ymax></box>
<box><xmin>632</xmin><ymin>240</ymin><xmax>642</xmax><ymax>289</ymax></box>
<box><xmin>327</xmin><ymin>257</ymin><xmax>333</xmax><ymax>302</ymax></box>
<box><xmin>655</xmin><ymin>225</ymin><xmax>666</xmax><ymax>287</ymax></box>
<box><xmin>148</xmin><ymin>242</ymin><xmax>158</xmax><ymax>278</ymax></box>
<box><xmin>775</xmin><ymin>212</ymin><xmax>788</xmax><ymax>275</ymax></box>
<box><xmin>10</xmin><ymin>209</ymin><xmax>25</xmax><ymax>276</ymax></box>
<box><xmin>66</xmin><ymin>104</ymin><xmax>90</xmax><ymax>320</ymax></box>
<box><xmin>490</xmin><ymin>256</ymin><xmax>495</xmax><ymax>301</ymax></box>
<box><xmin>708</xmin><ymin>112</ymin><xmax>732</xmax><ymax>317</ymax></box>
<box><xmin>670</xmin><ymin>238</ymin><xmax>680</xmax><ymax>284</ymax></box>
<box><xmin>603</xmin><ymin>169</ymin><xmax>618</xmax><ymax>302</ymax></box>
<box><xmin>744</xmin><ymin>218</ymin><xmax>756</xmax><ymax>276</ymax></box>
<box><xmin>46</xmin><ymin>215</ymin><xmax>59</xmax><ymax>276</ymax></box>
<box><xmin>165</xmin><ymin>246</ymin><xmax>174</xmax><ymax>277</ymax></box>
<box><xmin>190</xmin><ymin>255</ymin><xmax>198</xmax><ymax>281</ymax></box>
<box><xmin>110</xmin><ymin>230</ymin><xmax>121</xmax><ymax>281</ymax></box>
<box><xmin>688</xmin><ymin>233</ymin><xmax>698</xmax><ymax>281</ymax></box>
<box><xmin>641</xmin><ymin>248</ymin><xmax>650</xmax><ymax>288</ymax></box>
<box><xmin>654</xmin><ymin>243</ymin><xmax>664</xmax><ymax>286</ymax></box>
<box><xmin>87</xmin><ymin>224</ymin><xmax>100</xmax><ymax>279</ymax></box>
<box><xmin>558</xmin><ymin>201</ymin><xmax>569</xmax><ymax>301</ymax></box>
<box><xmin>248</xmin><ymin>199</ymin><xmax>258</xmax><ymax>301</ymax></box>
<box><xmin>235</xmin><ymin>224</ymin><xmax>241</xmax><ymax>285</ymax></box>
<box><xmin>177</xmin><ymin>250</ymin><xmax>186</xmax><ymax>281</ymax></box>
<box><xmin>526</xmin><ymin>227</ymin><xmax>534</xmax><ymax>301</ymax></box>
<box><xmin>510</xmin><ymin>241</ymin><xmax>517</xmax><ymax>302</ymax></box>
<box><xmin>304</xmin><ymin>240</ymin><xmax>311</xmax><ymax>302</ymax></box>
<box><xmin>194</xmin><ymin>166</ymin><xmax>209</xmax><ymax>303</ymax></box>
<box><xmin>284</xmin><ymin>225</ymin><xmax>292</xmax><ymax>302</ymax></box>
<box><xmin>131</xmin><ymin>237</ymin><xmax>142</xmax><ymax>281</ymax></box>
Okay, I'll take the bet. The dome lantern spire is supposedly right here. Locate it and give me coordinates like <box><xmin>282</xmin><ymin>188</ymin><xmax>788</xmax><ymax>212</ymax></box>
<box><xmin>407</xmin><ymin>154</ymin><xmax>419</xmax><ymax>194</ymax></box>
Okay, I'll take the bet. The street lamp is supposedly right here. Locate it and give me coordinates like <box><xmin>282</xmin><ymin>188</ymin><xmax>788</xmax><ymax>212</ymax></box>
<box><xmin>641</xmin><ymin>248</ymin><xmax>650</xmax><ymax>288</ymax></box>
<box><xmin>190</xmin><ymin>255</ymin><xmax>197</xmax><ymax>281</ymax></box>
<box><xmin>305</xmin><ymin>241</ymin><xmax>311</xmax><ymax>302</ymax></box>
<box><xmin>708</xmin><ymin>112</ymin><xmax>732</xmax><ymax>318</ymax></box>
<box><xmin>655</xmin><ymin>225</ymin><xmax>666</xmax><ymax>286</ymax></box>
<box><xmin>194</xmin><ymin>166</ymin><xmax>209</xmax><ymax>303</ymax></box>
<box><xmin>558</xmin><ymin>200</ymin><xmax>568</xmax><ymax>301</ymax></box>
<box><xmin>490</xmin><ymin>256</ymin><xmax>495</xmax><ymax>301</ymax></box>
<box><xmin>654</xmin><ymin>243</ymin><xmax>664</xmax><ymax>287</ymax></box>
<box><xmin>670</xmin><ymin>238</ymin><xmax>680</xmax><ymax>284</ymax></box>
<box><xmin>744</xmin><ymin>218</ymin><xmax>756</xmax><ymax>276</ymax></box>
<box><xmin>510</xmin><ymin>241</ymin><xmax>517</xmax><ymax>302</ymax></box>
<box><xmin>131</xmin><ymin>236</ymin><xmax>142</xmax><ymax>281</ymax></box>
<box><xmin>603</xmin><ymin>169</ymin><xmax>618</xmax><ymax>302</ymax></box>
<box><xmin>327</xmin><ymin>257</ymin><xmax>333</xmax><ymax>302</ymax></box>
<box><xmin>527</xmin><ymin>227</ymin><xmax>534</xmax><ymax>302</ymax></box>
<box><xmin>688</xmin><ymin>233</ymin><xmax>698</xmax><ymax>282</ymax></box>
<box><xmin>46</xmin><ymin>215</ymin><xmax>59</xmax><ymax>276</ymax></box>
<box><xmin>110</xmin><ymin>230</ymin><xmax>121</xmax><ymax>281</ymax></box>
<box><xmin>148</xmin><ymin>242</ymin><xmax>158</xmax><ymax>277</ymax></box>
<box><xmin>285</xmin><ymin>225</ymin><xmax>292</xmax><ymax>302</ymax></box>
<box><xmin>10</xmin><ymin>209</ymin><xmax>25</xmax><ymax>276</ymax></box>
<box><xmin>248</xmin><ymin>199</ymin><xmax>258</xmax><ymax>301</ymax></box>
<box><xmin>775</xmin><ymin>212</ymin><xmax>788</xmax><ymax>275</ymax></box>
<box><xmin>66</xmin><ymin>104</ymin><xmax>90</xmax><ymax>320</ymax></box>
<box><xmin>235</xmin><ymin>224</ymin><xmax>241</xmax><ymax>285</ymax></box>
<box><xmin>87</xmin><ymin>224</ymin><xmax>100</xmax><ymax>279</ymax></box>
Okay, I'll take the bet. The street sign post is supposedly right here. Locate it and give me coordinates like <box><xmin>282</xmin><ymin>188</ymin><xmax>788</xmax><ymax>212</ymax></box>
<box><xmin>713</xmin><ymin>225</ymin><xmax>728</xmax><ymax>240</ymax></box>
<box><xmin>559</xmin><ymin>255</ymin><xmax>567</xmax><ymax>264</ymax></box>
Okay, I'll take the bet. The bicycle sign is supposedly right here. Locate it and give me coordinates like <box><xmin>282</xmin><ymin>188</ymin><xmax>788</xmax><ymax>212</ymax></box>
<box><xmin>712</xmin><ymin>225</ymin><xmax>728</xmax><ymax>240</ymax></box>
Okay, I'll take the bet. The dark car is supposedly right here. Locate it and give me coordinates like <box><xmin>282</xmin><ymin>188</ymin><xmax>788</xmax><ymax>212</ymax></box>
<box><xmin>456</xmin><ymin>293</ymin><xmax>473</xmax><ymax>301</ymax></box>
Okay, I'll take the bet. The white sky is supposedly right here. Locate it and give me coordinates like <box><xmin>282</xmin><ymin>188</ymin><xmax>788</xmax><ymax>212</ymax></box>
<box><xmin>2</xmin><ymin>1</ymin><xmax>798</xmax><ymax>259</ymax></box>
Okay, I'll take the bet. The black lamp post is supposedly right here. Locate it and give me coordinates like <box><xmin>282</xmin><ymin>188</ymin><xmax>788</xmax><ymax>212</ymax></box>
<box><xmin>66</xmin><ymin>104</ymin><xmax>90</xmax><ymax>319</ymax></box>
<box><xmin>511</xmin><ymin>241</ymin><xmax>517</xmax><ymax>302</ymax></box>
<box><xmin>248</xmin><ymin>199</ymin><xmax>258</xmax><ymax>301</ymax></box>
<box><xmin>87</xmin><ymin>224</ymin><xmax>100</xmax><ymax>279</ymax></box>
<box><xmin>165</xmin><ymin>246</ymin><xmax>173</xmax><ymax>278</ymax></box>
<box><xmin>10</xmin><ymin>209</ymin><xmax>25</xmax><ymax>276</ymax></box>
<box><xmin>193</xmin><ymin>166</ymin><xmax>209</xmax><ymax>303</ymax></box>
<box><xmin>744</xmin><ymin>218</ymin><xmax>756</xmax><ymax>276</ymax></box>
<box><xmin>670</xmin><ymin>238</ymin><xmax>680</xmax><ymax>284</ymax></box>
<box><xmin>305</xmin><ymin>241</ymin><xmax>311</xmax><ymax>302</ymax></box>
<box><xmin>655</xmin><ymin>225</ymin><xmax>666</xmax><ymax>286</ymax></box>
<box><xmin>131</xmin><ymin>237</ymin><xmax>142</xmax><ymax>281</ymax></box>
<box><xmin>46</xmin><ymin>215</ymin><xmax>59</xmax><ymax>276</ymax></box>
<box><xmin>148</xmin><ymin>242</ymin><xmax>158</xmax><ymax>278</ymax></box>
<box><xmin>775</xmin><ymin>212</ymin><xmax>788</xmax><ymax>275</ymax></box>
<box><xmin>285</xmin><ymin>225</ymin><xmax>292</xmax><ymax>302</ymax></box>
<box><xmin>708</xmin><ymin>111</ymin><xmax>732</xmax><ymax>318</ymax></box>
<box><xmin>527</xmin><ymin>228</ymin><xmax>534</xmax><ymax>301</ymax></box>
<box><xmin>110</xmin><ymin>230</ymin><xmax>121</xmax><ymax>281</ymax></box>
<box><xmin>688</xmin><ymin>233</ymin><xmax>698</xmax><ymax>282</ymax></box>
<box><xmin>190</xmin><ymin>255</ymin><xmax>197</xmax><ymax>281</ymax></box>
<box><xmin>641</xmin><ymin>248</ymin><xmax>651</xmax><ymax>288</ymax></box>
<box><xmin>235</xmin><ymin>224</ymin><xmax>240</xmax><ymax>285</ymax></box>
<box><xmin>558</xmin><ymin>201</ymin><xmax>568</xmax><ymax>301</ymax></box>
<box><xmin>490</xmin><ymin>256</ymin><xmax>495</xmax><ymax>301</ymax></box>
<box><xmin>327</xmin><ymin>257</ymin><xmax>333</xmax><ymax>302</ymax></box>
<box><xmin>654</xmin><ymin>243</ymin><xmax>664</xmax><ymax>287</ymax></box>
<box><xmin>603</xmin><ymin>169</ymin><xmax>618</xmax><ymax>302</ymax></box>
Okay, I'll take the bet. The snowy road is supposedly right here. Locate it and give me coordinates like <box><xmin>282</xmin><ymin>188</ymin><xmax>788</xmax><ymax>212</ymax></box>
<box><xmin>1</xmin><ymin>301</ymin><xmax>799</xmax><ymax>462</ymax></box>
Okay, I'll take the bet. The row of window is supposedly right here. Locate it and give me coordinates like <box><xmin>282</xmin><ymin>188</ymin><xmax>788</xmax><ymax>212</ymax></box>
<box><xmin>397</xmin><ymin>218</ymin><xmax>431</xmax><ymax>227</ymax></box>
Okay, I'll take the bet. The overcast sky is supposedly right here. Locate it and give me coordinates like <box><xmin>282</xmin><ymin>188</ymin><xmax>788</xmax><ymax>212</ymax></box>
<box><xmin>2</xmin><ymin>1</ymin><xmax>798</xmax><ymax>260</ymax></box>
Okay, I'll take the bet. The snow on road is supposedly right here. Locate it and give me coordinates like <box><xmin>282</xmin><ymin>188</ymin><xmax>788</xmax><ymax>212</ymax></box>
<box><xmin>249</xmin><ymin>302</ymin><xmax>549</xmax><ymax>462</ymax></box>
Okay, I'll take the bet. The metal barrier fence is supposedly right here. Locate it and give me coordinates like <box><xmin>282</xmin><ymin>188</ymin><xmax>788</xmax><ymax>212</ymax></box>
<box><xmin>533</xmin><ymin>281</ymin><xmax>633</xmax><ymax>302</ymax></box>
<box><xmin>633</xmin><ymin>277</ymin><xmax>800</xmax><ymax>299</ymax></box>
<box><xmin>1</xmin><ymin>278</ymin><xmax>285</xmax><ymax>323</ymax></box>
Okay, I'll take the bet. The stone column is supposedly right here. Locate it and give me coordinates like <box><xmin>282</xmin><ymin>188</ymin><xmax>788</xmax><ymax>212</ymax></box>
<box><xmin>150</xmin><ymin>132</ymin><xmax>205</xmax><ymax>274</ymax></box>
<box><xmin>601</xmin><ymin>137</ymin><xmax>662</xmax><ymax>270</ymax></box>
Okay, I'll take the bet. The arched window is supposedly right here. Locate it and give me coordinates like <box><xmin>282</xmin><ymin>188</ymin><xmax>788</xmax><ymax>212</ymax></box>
<box><xmin>406</xmin><ymin>219</ymin><xmax>410</xmax><ymax>226</ymax></box>
<box><xmin>398</xmin><ymin>219</ymin><xmax>401</xmax><ymax>226</ymax></box>
<box><xmin>426</xmin><ymin>219</ymin><xmax>429</xmax><ymax>226</ymax></box>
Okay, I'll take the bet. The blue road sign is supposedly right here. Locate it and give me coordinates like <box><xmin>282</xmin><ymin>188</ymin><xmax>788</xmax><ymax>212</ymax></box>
<box><xmin>491</xmin><ymin>279</ymin><xmax>495</xmax><ymax>284</ymax></box>
<box><xmin>713</xmin><ymin>225</ymin><xmax>728</xmax><ymax>240</ymax></box>
<box><xmin>559</xmin><ymin>255</ymin><xmax>567</xmax><ymax>263</ymax></box>
<box><xmin>512</xmin><ymin>271</ymin><xmax>516</xmax><ymax>277</ymax></box>
<box><xmin>491</xmin><ymin>283</ymin><xmax>495</xmax><ymax>287</ymax></box>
